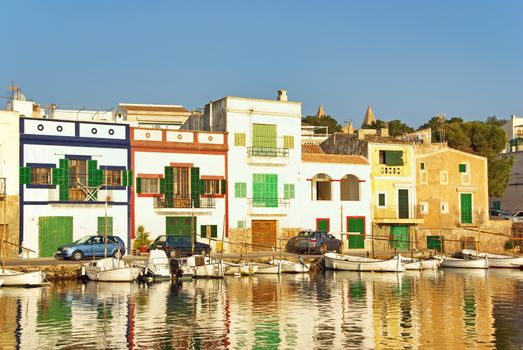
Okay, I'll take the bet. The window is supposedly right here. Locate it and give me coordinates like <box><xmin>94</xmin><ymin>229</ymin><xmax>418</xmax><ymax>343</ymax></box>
<box><xmin>378</xmin><ymin>193</ymin><xmax>386</xmax><ymax>207</ymax></box>
<box><xmin>237</xmin><ymin>220</ymin><xmax>246</xmax><ymax>229</ymax></box>
<box><xmin>201</xmin><ymin>225</ymin><xmax>218</xmax><ymax>238</ymax></box>
<box><xmin>420</xmin><ymin>202</ymin><xmax>429</xmax><ymax>214</ymax></box>
<box><xmin>440</xmin><ymin>201</ymin><xmax>449</xmax><ymax>214</ymax></box>
<box><xmin>340</xmin><ymin>174</ymin><xmax>360</xmax><ymax>201</ymax></box>
<box><xmin>312</xmin><ymin>173</ymin><xmax>331</xmax><ymax>201</ymax></box>
<box><xmin>105</xmin><ymin>170</ymin><xmax>122</xmax><ymax>186</ymax></box>
<box><xmin>284</xmin><ymin>184</ymin><xmax>295</xmax><ymax>199</ymax></box>
<box><xmin>140</xmin><ymin>178</ymin><xmax>160</xmax><ymax>194</ymax></box>
<box><xmin>283</xmin><ymin>136</ymin><xmax>294</xmax><ymax>149</ymax></box>
<box><xmin>30</xmin><ymin>167</ymin><xmax>52</xmax><ymax>185</ymax></box>
<box><xmin>420</xmin><ymin>162</ymin><xmax>425</xmax><ymax>170</ymax></box>
<box><xmin>440</xmin><ymin>171</ymin><xmax>448</xmax><ymax>185</ymax></box>
<box><xmin>69</xmin><ymin>159</ymin><xmax>88</xmax><ymax>188</ymax></box>
<box><xmin>234</xmin><ymin>133</ymin><xmax>246</xmax><ymax>146</ymax></box>
<box><xmin>203</xmin><ymin>179</ymin><xmax>220</xmax><ymax>195</ymax></box>
<box><xmin>235</xmin><ymin>182</ymin><xmax>246</xmax><ymax>198</ymax></box>
<box><xmin>253</xmin><ymin>174</ymin><xmax>278</xmax><ymax>207</ymax></box>
<box><xmin>379</xmin><ymin>150</ymin><xmax>403</xmax><ymax>166</ymax></box>
<box><xmin>173</xmin><ymin>167</ymin><xmax>190</xmax><ymax>195</ymax></box>
<box><xmin>459</xmin><ymin>163</ymin><xmax>467</xmax><ymax>173</ymax></box>
<box><xmin>97</xmin><ymin>217</ymin><xmax>113</xmax><ymax>235</ymax></box>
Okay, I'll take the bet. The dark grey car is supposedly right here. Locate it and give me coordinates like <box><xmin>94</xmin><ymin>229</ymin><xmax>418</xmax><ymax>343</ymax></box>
<box><xmin>285</xmin><ymin>230</ymin><xmax>341</xmax><ymax>254</ymax></box>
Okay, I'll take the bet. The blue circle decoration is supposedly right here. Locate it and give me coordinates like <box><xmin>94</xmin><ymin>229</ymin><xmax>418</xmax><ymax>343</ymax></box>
<box><xmin>108</xmin><ymin>129</ymin><xmax>115</xmax><ymax>135</ymax></box>
<box><xmin>91</xmin><ymin>128</ymin><xmax>98</xmax><ymax>134</ymax></box>
<box><xmin>56</xmin><ymin>125</ymin><xmax>63</xmax><ymax>132</ymax></box>
<box><xmin>37</xmin><ymin>124</ymin><xmax>44</xmax><ymax>131</ymax></box>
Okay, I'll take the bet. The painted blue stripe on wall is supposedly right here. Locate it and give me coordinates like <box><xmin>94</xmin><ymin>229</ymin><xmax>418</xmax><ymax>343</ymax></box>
<box><xmin>101</xmin><ymin>165</ymin><xmax>126</xmax><ymax>170</ymax></box>
<box><xmin>26</xmin><ymin>163</ymin><xmax>56</xmax><ymax>168</ymax></box>
<box><xmin>26</xmin><ymin>184</ymin><xmax>57</xmax><ymax>189</ymax></box>
<box><xmin>21</xmin><ymin>134</ymin><xmax>129</xmax><ymax>146</ymax></box>
<box><xmin>65</xmin><ymin>154</ymin><xmax>92</xmax><ymax>160</ymax></box>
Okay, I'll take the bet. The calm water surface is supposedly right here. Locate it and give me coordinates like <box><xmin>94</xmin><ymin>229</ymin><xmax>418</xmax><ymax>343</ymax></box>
<box><xmin>1</xmin><ymin>269</ymin><xmax>523</xmax><ymax>349</ymax></box>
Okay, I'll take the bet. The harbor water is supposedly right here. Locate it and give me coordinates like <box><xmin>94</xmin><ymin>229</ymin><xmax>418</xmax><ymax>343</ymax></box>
<box><xmin>1</xmin><ymin>268</ymin><xmax>523</xmax><ymax>349</ymax></box>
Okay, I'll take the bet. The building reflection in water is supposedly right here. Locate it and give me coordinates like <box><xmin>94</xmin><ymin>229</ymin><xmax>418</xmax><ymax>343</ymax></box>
<box><xmin>2</xmin><ymin>269</ymin><xmax>523</xmax><ymax>348</ymax></box>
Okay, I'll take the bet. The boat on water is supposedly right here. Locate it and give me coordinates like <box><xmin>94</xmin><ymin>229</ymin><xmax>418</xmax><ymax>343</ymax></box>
<box><xmin>224</xmin><ymin>262</ymin><xmax>258</xmax><ymax>276</ymax></box>
<box><xmin>440</xmin><ymin>256</ymin><xmax>489</xmax><ymax>269</ymax></box>
<box><xmin>0</xmin><ymin>269</ymin><xmax>46</xmax><ymax>287</ymax></box>
<box><xmin>324</xmin><ymin>253</ymin><xmax>405</xmax><ymax>272</ymax></box>
<box><xmin>82</xmin><ymin>257</ymin><xmax>140</xmax><ymax>282</ymax></box>
<box><xmin>269</xmin><ymin>259</ymin><xmax>309</xmax><ymax>273</ymax></box>
<box><xmin>462</xmin><ymin>249</ymin><xmax>523</xmax><ymax>268</ymax></box>
<box><xmin>185</xmin><ymin>255</ymin><xmax>224</xmax><ymax>278</ymax></box>
<box><xmin>399</xmin><ymin>255</ymin><xmax>441</xmax><ymax>270</ymax></box>
<box><xmin>140</xmin><ymin>249</ymin><xmax>172</xmax><ymax>281</ymax></box>
<box><xmin>253</xmin><ymin>262</ymin><xmax>281</xmax><ymax>274</ymax></box>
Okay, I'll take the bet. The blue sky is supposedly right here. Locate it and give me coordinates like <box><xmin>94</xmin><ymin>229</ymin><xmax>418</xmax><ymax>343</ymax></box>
<box><xmin>1</xmin><ymin>1</ymin><xmax>521</xmax><ymax>128</ymax></box>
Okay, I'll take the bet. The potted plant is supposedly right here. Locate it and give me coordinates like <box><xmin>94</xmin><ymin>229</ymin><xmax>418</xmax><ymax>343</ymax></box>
<box><xmin>134</xmin><ymin>225</ymin><xmax>151</xmax><ymax>254</ymax></box>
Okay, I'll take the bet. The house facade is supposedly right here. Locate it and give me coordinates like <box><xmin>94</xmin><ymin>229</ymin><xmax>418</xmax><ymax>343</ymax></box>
<box><xmin>20</xmin><ymin>117</ymin><xmax>132</xmax><ymax>257</ymax></box>
<box><xmin>130</xmin><ymin>127</ymin><xmax>228</xmax><ymax>253</ymax></box>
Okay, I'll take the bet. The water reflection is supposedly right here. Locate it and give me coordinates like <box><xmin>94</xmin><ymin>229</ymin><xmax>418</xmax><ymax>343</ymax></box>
<box><xmin>2</xmin><ymin>270</ymin><xmax>523</xmax><ymax>349</ymax></box>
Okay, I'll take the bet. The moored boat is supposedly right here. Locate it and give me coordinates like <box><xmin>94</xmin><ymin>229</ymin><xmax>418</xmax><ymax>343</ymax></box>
<box><xmin>269</xmin><ymin>259</ymin><xmax>309</xmax><ymax>273</ymax></box>
<box><xmin>462</xmin><ymin>249</ymin><xmax>523</xmax><ymax>268</ymax></box>
<box><xmin>140</xmin><ymin>249</ymin><xmax>172</xmax><ymax>281</ymax></box>
<box><xmin>224</xmin><ymin>262</ymin><xmax>258</xmax><ymax>276</ymax></box>
<box><xmin>324</xmin><ymin>253</ymin><xmax>405</xmax><ymax>272</ymax></box>
<box><xmin>253</xmin><ymin>263</ymin><xmax>281</xmax><ymax>274</ymax></box>
<box><xmin>0</xmin><ymin>269</ymin><xmax>46</xmax><ymax>287</ymax></box>
<box><xmin>83</xmin><ymin>258</ymin><xmax>140</xmax><ymax>282</ymax></box>
<box><xmin>440</xmin><ymin>256</ymin><xmax>489</xmax><ymax>269</ymax></box>
<box><xmin>186</xmin><ymin>255</ymin><xmax>224</xmax><ymax>278</ymax></box>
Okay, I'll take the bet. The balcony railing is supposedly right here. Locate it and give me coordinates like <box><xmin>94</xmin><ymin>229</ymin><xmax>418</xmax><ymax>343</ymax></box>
<box><xmin>247</xmin><ymin>146</ymin><xmax>289</xmax><ymax>158</ymax></box>
<box><xmin>153</xmin><ymin>194</ymin><xmax>216</xmax><ymax>209</ymax></box>
<box><xmin>373</xmin><ymin>205</ymin><xmax>423</xmax><ymax>220</ymax></box>
<box><xmin>247</xmin><ymin>197</ymin><xmax>290</xmax><ymax>208</ymax></box>
<box><xmin>378</xmin><ymin>165</ymin><xmax>404</xmax><ymax>176</ymax></box>
<box><xmin>0</xmin><ymin>177</ymin><xmax>5</xmax><ymax>197</ymax></box>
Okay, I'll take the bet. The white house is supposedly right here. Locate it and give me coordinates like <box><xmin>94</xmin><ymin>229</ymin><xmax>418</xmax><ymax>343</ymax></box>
<box><xmin>20</xmin><ymin>117</ymin><xmax>131</xmax><ymax>257</ymax></box>
<box><xmin>130</xmin><ymin>127</ymin><xmax>228</xmax><ymax>253</ymax></box>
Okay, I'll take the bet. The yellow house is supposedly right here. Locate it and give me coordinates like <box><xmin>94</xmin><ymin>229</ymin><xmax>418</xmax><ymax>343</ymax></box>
<box><xmin>414</xmin><ymin>143</ymin><xmax>509</xmax><ymax>253</ymax></box>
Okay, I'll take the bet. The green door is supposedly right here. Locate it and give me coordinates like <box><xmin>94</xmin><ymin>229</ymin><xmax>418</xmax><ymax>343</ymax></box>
<box><xmin>460</xmin><ymin>193</ymin><xmax>473</xmax><ymax>224</ymax></box>
<box><xmin>252</xmin><ymin>124</ymin><xmax>277</xmax><ymax>148</ymax></box>
<box><xmin>398</xmin><ymin>189</ymin><xmax>409</xmax><ymax>219</ymax></box>
<box><xmin>317</xmin><ymin>219</ymin><xmax>329</xmax><ymax>232</ymax></box>
<box><xmin>427</xmin><ymin>236</ymin><xmax>442</xmax><ymax>252</ymax></box>
<box><xmin>166</xmin><ymin>216</ymin><xmax>197</xmax><ymax>238</ymax></box>
<box><xmin>253</xmin><ymin>174</ymin><xmax>278</xmax><ymax>208</ymax></box>
<box><xmin>390</xmin><ymin>225</ymin><xmax>409</xmax><ymax>251</ymax></box>
<box><xmin>38</xmin><ymin>217</ymin><xmax>73</xmax><ymax>257</ymax></box>
<box><xmin>347</xmin><ymin>217</ymin><xmax>365</xmax><ymax>249</ymax></box>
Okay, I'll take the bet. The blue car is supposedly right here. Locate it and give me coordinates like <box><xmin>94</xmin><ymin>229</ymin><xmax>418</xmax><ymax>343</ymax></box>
<box><xmin>56</xmin><ymin>235</ymin><xmax>126</xmax><ymax>261</ymax></box>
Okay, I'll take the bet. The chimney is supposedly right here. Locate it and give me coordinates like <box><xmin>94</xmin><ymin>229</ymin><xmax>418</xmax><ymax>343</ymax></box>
<box><xmin>277</xmin><ymin>90</ymin><xmax>288</xmax><ymax>102</ymax></box>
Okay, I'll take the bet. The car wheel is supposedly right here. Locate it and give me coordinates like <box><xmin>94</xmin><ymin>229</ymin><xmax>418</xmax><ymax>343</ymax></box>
<box><xmin>113</xmin><ymin>249</ymin><xmax>124</xmax><ymax>259</ymax></box>
<box><xmin>319</xmin><ymin>244</ymin><xmax>327</xmax><ymax>254</ymax></box>
<box><xmin>169</xmin><ymin>249</ymin><xmax>178</xmax><ymax>258</ymax></box>
<box><xmin>72</xmin><ymin>250</ymin><xmax>83</xmax><ymax>261</ymax></box>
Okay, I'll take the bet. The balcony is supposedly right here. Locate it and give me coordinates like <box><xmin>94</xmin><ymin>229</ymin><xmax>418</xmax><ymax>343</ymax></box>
<box><xmin>0</xmin><ymin>178</ymin><xmax>5</xmax><ymax>199</ymax></box>
<box><xmin>373</xmin><ymin>205</ymin><xmax>424</xmax><ymax>224</ymax></box>
<box><xmin>153</xmin><ymin>194</ymin><xmax>216</xmax><ymax>209</ymax></box>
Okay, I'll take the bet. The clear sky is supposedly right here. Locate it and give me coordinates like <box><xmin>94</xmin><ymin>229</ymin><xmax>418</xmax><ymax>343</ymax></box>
<box><xmin>1</xmin><ymin>1</ymin><xmax>521</xmax><ymax>128</ymax></box>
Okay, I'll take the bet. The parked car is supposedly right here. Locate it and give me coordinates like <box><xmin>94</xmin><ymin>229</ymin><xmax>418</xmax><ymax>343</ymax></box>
<box><xmin>512</xmin><ymin>211</ymin><xmax>523</xmax><ymax>222</ymax></box>
<box><xmin>149</xmin><ymin>235</ymin><xmax>211</xmax><ymax>258</ymax></box>
<box><xmin>56</xmin><ymin>235</ymin><xmax>126</xmax><ymax>261</ymax></box>
<box><xmin>489</xmin><ymin>209</ymin><xmax>513</xmax><ymax>220</ymax></box>
<box><xmin>285</xmin><ymin>229</ymin><xmax>341</xmax><ymax>254</ymax></box>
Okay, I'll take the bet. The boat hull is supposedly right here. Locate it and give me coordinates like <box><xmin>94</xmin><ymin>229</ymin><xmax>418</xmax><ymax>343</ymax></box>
<box><xmin>85</xmin><ymin>266</ymin><xmax>140</xmax><ymax>282</ymax></box>
<box><xmin>462</xmin><ymin>249</ymin><xmax>523</xmax><ymax>268</ymax></box>
<box><xmin>254</xmin><ymin>264</ymin><xmax>281</xmax><ymax>274</ymax></box>
<box><xmin>0</xmin><ymin>270</ymin><xmax>46</xmax><ymax>287</ymax></box>
<box><xmin>441</xmin><ymin>257</ymin><xmax>489</xmax><ymax>269</ymax></box>
<box><xmin>324</xmin><ymin>253</ymin><xmax>405</xmax><ymax>272</ymax></box>
<box><xmin>420</xmin><ymin>259</ymin><xmax>440</xmax><ymax>270</ymax></box>
<box><xmin>270</xmin><ymin>260</ymin><xmax>309</xmax><ymax>273</ymax></box>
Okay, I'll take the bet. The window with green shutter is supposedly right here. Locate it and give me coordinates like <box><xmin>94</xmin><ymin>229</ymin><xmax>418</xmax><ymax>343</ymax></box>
<box><xmin>283</xmin><ymin>136</ymin><xmax>294</xmax><ymax>149</ymax></box>
<box><xmin>380</xmin><ymin>150</ymin><xmax>403</xmax><ymax>166</ymax></box>
<box><xmin>252</xmin><ymin>124</ymin><xmax>277</xmax><ymax>148</ymax></box>
<box><xmin>284</xmin><ymin>184</ymin><xmax>295</xmax><ymax>199</ymax></box>
<box><xmin>459</xmin><ymin>163</ymin><xmax>467</xmax><ymax>173</ymax></box>
<box><xmin>253</xmin><ymin>174</ymin><xmax>278</xmax><ymax>207</ymax></box>
<box><xmin>19</xmin><ymin>167</ymin><xmax>31</xmax><ymax>184</ymax></box>
<box><xmin>235</xmin><ymin>182</ymin><xmax>246</xmax><ymax>198</ymax></box>
<box><xmin>420</xmin><ymin>162</ymin><xmax>425</xmax><ymax>170</ymax></box>
<box><xmin>234</xmin><ymin>133</ymin><xmax>246</xmax><ymax>146</ymax></box>
<box><xmin>378</xmin><ymin>193</ymin><xmax>386</xmax><ymax>207</ymax></box>
<box><xmin>97</xmin><ymin>216</ymin><xmax>113</xmax><ymax>235</ymax></box>
<box><xmin>201</xmin><ymin>225</ymin><xmax>218</xmax><ymax>238</ymax></box>
<box><xmin>237</xmin><ymin>220</ymin><xmax>246</xmax><ymax>229</ymax></box>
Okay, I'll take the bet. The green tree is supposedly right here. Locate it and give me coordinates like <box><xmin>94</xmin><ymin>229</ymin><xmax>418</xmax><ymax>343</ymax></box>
<box><xmin>302</xmin><ymin>114</ymin><xmax>342</xmax><ymax>134</ymax></box>
<box><xmin>361</xmin><ymin>119</ymin><xmax>388</xmax><ymax>129</ymax></box>
<box><xmin>388</xmin><ymin>120</ymin><xmax>415</xmax><ymax>136</ymax></box>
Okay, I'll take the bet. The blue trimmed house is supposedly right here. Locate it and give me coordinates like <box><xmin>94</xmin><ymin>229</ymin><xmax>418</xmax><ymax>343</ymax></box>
<box><xmin>19</xmin><ymin>117</ymin><xmax>132</xmax><ymax>257</ymax></box>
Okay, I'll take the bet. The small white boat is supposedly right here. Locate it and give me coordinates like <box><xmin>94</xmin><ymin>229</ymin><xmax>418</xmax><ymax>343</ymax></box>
<box><xmin>224</xmin><ymin>262</ymin><xmax>258</xmax><ymax>276</ymax></box>
<box><xmin>141</xmin><ymin>249</ymin><xmax>171</xmax><ymax>281</ymax></box>
<box><xmin>253</xmin><ymin>263</ymin><xmax>281</xmax><ymax>274</ymax></box>
<box><xmin>440</xmin><ymin>256</ymin><xmax>489</xmax><ymax>269</ymax></box>
<box><xmin>83</xmin><ymin>258</ymin><xmax>140</xmax><ymax>282</ymax></box>
<box><xmin>462</xmin><ymin>249</ymin><xmax>523</xmax><ymax>268</ymax></box>
<box><xmin>420</xmin><ymin>258</ymin><xmax>441</xmax><ymax>270</ymax></box>
<box><xmin>324</xmin><ymin>253</ymin><xmax>405</xmax><ymax>272</ymax></box>
<box><xmin>0</xmin><ymin>269</ymin><xmax>46</xmax><ymax>287</ymax></box>
<box><xmin>186</xmin><ymin>255</ymin><xmax>224</xmax><ymax>278</ymax></box>
<box><xmin>270</xmin><ymin>259</ymin><xmax>309</xmax><ymax>273</ymax></box>
<box><xmin>399</xmin><ymin>255</ymin><xmax>441</xmax><ymax>270</ymax></box>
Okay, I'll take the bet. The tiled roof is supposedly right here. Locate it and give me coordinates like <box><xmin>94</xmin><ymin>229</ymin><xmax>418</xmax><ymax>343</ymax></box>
<box><xmin>302</xmin><ymin>143</ymin><xmax>324</xmax><ymax>154</ymax></box>
<box><xmin>302</xmin><ymin>153</ymin><xmax>368</xmax><ymax>165</ymax></box>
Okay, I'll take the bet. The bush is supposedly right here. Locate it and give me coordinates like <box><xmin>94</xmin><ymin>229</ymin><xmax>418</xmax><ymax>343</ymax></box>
<box><xmin>134</xmin><ymin>225</ymin><xmax>151</xmax><ymax>250</ymax></box>
<box><xmin>504</xmin><ymin>240</ymin><xmax>518</xmax><ymax>250</ymax></box>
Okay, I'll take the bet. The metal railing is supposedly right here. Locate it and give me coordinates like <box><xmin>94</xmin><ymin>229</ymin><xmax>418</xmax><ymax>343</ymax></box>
<box><xmin>378</xmin><ymin>165</ymin><xmax>404</xmax><ymax>176</ymax></box>
<box><xmin>247</xmin><ymin>197</ymin><xmax>290</xmax><ymax>208</ymax></box>
<box><xmin>247</xmin><ymin>146</ymin><xmax>289</xmax><ymax>158</ymax></box>
<box><xmin>373</xmin><ymin>205</ymin><xmax>423</xmax><ymax>220</ymax></box>
<box><xmin>153</xmin><ymin>194</ymin><xmax>216</xmax><ymax>209</ymax></box>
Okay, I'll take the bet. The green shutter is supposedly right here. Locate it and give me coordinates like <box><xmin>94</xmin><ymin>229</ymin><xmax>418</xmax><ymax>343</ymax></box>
<box><xmin>58</xmin><ymin>158</ymin><xmax>69</xmax><ymax>201</ymax></box>
<box><xmin>398</xmin><ymin>189</ymin><xmax>409</xmax><ymax>219</ymax></box>
<box><xmin>378</xmin><ymin>193</ymin><xmax>386</xmax><ymax>206</ymax></box>
<box><xmin>191</xmin><ymin>167</ymin><xmax>200</xmax><ymax>208</ymax></box>
<box><xmin>51</xmin><ymin>168</ymin><xmax>60</xmax><ymax>185</ymax></box>
<box><xmin>220</xmin><ymin>179</ymin><xmax>226</xmax><ymax>194</ymax></box>
<box><xmin>201</xmin><ymin>225</ymin><xmax>207</xmax><ymax>238</ymax></box>
<box><xmin>253</xmin><ymin>124</ymin><xmax>277</xmax><ymax>148</ymax></box>
<box><xmin>461</xmin><ymin>193</ymin><xmax>473</xmax><ymax>224</ymax></box>
<box><xmin>253</xmin><ymin>174</ymin><xmax>278</xmax><ymax>207</ymax></box>
<box><xmin>19</xmin><ymin>167</ymin><xmax>31</xmax><ymax>184</ymax></box>
<box><xmin>235</xmin><ymin>183</ymin><xmax>246</xmax><ymax>198</ymax></box>
<box><xmin>159</xmin><ymin>178</ymin><xmax>165</xmax><ymax>194</ymax></box>
<box><xmin>385</xmin><ymin>151</ymin><xmax>403</xmax><ymax>166</ymax></box>
<box><xmin>127</xmin><ymin>170</ymin><xmax>133</xmax><ymax>186</ymax></box>
<box><xmin>427</xmin><ymin>236</ymin><xmax>442</xmax><ymax>252</ymax></box>
<box><xmin>317</xmin><ymin>219</ymin><xmax>329</xmax><ymax>232</ymax></box>
<box><xmin>87</xmin><ymin>160</ymin><xmax>98</xmax><ymax>186</ymax></box>
<box><xmin>97</xmin><ymin>217</ymin><xmax>113</xmax><ymax>235</ymax></box>
<box><xmin>283</xmin><ymin>135</ymin><xmax>294</xmax><ymax>149</ymax></box>
<box><xmin>493</xmin><ymin>201</ymin><xmax>501</xmax><ymax>210</ymax></box>
<box><xmin>234</xmin><ymin>133</ymin><xmax>246</xmax><ymax>146</ymax></box>
<box><xmin>459</xmin><ymin>164</ymin><xmax>467</xmax><ymax>173</ymax></box>
<box><xmin>121</xmin><ymin>170</ymin><xmax>127</xmax><ymax>187</ymax></box>
<box><xmin>211</xmin><ymin>225</ymin><xmax>218</xmax><ymax>238</ymax></box>
<box><xmin>136</xmin><ymin>178</ymin><xmax>142</xmax><ymax>194</ymax></box>
<box><xmin>284</xmin><ymin>184</ymin><xmax>295</xmax><ymax>199</ymax></box>
<box><xmin>164</xmin><ymin>167</ymin><xmax>174</xmax><ymax>207</ymax></box>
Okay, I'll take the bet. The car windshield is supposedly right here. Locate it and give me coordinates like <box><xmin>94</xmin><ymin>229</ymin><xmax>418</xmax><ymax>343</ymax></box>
<box><xmin>72</xmin><ymin>236</ymin><xmax>92</xmax><ymax>245</ymax></box>
<box><xmin>298</xmin><ymin>231</ymin><xmax>314</xmax><ymax>237</ymax></box>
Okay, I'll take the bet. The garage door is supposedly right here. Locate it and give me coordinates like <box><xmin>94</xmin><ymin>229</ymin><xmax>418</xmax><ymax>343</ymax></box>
<box><xmin>39</xmin><ymin>216</ymin><xmax>73</xmax><ymax>257</ymax></box>
<box><xmin>252</xmin><ymin>220</ymin><xmax>277</xmax><ymax>251</ymax></box>
<box><xmin>166</xmin><ymin>216</ymin><xmax>197</xmax><ymax>238</ymax></box>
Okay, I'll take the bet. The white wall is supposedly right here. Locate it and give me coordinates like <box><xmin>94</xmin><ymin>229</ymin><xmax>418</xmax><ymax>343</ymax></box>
<box><xmin>0</xmin><ymin>110</ymin><xmax>20</xmax><ymax>195</ymax></box>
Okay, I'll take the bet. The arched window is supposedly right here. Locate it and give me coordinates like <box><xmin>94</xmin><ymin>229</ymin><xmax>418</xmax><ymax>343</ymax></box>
<box><xmin>340</xmin><ymin>174</ymin><xmax>360</xmax><ymax>201</ymax></box>
<box><xmin>311</xmin><ymin>173</ymin><xmax>332</xmax><ymax>200</ymax></box>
